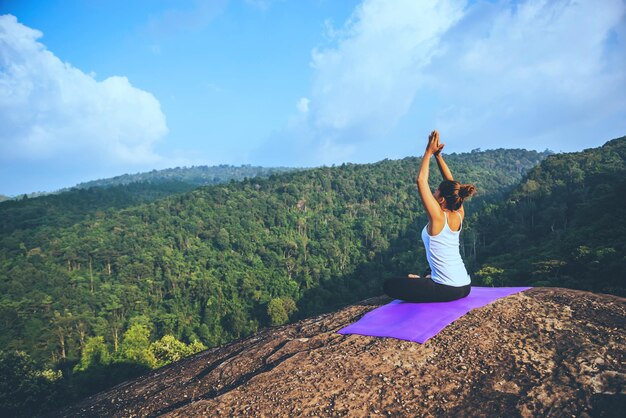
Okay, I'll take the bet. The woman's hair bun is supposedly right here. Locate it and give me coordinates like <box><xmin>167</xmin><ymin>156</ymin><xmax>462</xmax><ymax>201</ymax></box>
<box><xmin>458</xmin><ymin>183</ymin><xmax>477</xmax><ymax>199</ymax></box>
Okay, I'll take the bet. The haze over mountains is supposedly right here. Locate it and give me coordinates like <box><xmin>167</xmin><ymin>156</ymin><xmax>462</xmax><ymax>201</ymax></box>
<box><xmin>0</xmin><ymin>137</ymin><xmax>624</xmax><ymax>416</ymax></box>
<box><xmin>2</xmin><ymin>164</ymin><xmax>299</xmax><ymax>200</ymax></box>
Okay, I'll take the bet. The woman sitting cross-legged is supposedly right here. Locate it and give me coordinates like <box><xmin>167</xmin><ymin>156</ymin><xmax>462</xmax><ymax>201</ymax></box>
<box><xmin>384</xmin><ymin>130</ymin><xmax>476</xmax><ymax>303</ymax></box>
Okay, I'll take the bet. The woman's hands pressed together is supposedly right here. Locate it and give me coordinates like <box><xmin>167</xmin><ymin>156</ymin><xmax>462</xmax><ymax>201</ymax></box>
<box><xmin>425</xmin><ymin>130</ymin><xmax>445</xmax><ymax>156</ymax></box>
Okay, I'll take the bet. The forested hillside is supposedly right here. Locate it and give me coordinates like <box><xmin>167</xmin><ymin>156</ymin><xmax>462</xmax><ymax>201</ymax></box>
<box><xmin>1</xmin><ymin>164</ymin><xmax>296</xmax><ymax>204</ymax></box>
<box><xmin>0</xmin><ymin>181</ymin><xmax>198</xmax><ymax>236</ymax></box>
<box><xmin>0</xmin><ymin>165</ymin><xmax>299</xmax><ymax>237</ymax></box>
<box><xmin>0</xmin><ymin>147</ymin><xmax>559</xmax><ymax>415</ymax></box>
<box><xmin>1</xmin><ymin>149</ymin><xmax>545</xmax><ymax>354</ymax></box>
<box><xmin>469</xmin><ymin>137</ymin><xmax>626</xmax><ymax>296</ymax></box>
<box><xmin>73</xmin><ymin>164</ymin><xmax>297</xmax><ymax>189</ymax></box>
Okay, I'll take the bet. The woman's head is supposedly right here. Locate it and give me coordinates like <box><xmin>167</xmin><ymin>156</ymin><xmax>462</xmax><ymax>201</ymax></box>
<box><xmin>435</xmin><ymin>180</ymin><xmax>477</xmax><ymax>210</ymax></box>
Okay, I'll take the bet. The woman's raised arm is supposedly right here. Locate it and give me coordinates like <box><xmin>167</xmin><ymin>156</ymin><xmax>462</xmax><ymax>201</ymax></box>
<box><xmin>433</xmin><ymin>138</ymin><xmax>454</xmax><ymax>181</ymax></box>
<box><xmin>417</xmin><ymin>131</ymin><xmax>445</xmax><ymax>223</ymax></box>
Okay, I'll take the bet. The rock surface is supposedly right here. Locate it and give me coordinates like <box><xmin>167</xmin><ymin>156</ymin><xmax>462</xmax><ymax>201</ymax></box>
<box><xmin>53</xmin><ymin>288</ymin><xmax>625</xmax><ymax>417</ymax></box>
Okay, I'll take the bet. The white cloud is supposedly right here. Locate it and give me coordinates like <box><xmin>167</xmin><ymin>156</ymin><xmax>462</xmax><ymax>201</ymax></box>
<box><xmin>0</xmin><ymin>14</ymin><xmax>168</xmax><ymax>165</ymax></box>
<box><xmin>265</xmin><ymin>0</ymin><xmax>626</xmax><ymax>166</ymax></box>
<box><xmin>309</xmin><ymin>0</ymin><xmax>465</xmax><ymax>138</ymax></box>
<box><xmin>253</xmin><ymin>0</ymin><xmax>467</xmax><ymax>165</ymax></box>
<box><xmin>296</xmin><ymin>97</ymin><xmax>309</xmax><ymax>113</ymax></box>
<box><xmin>430</xmin><ymin>0</ymin><xmax>626</xmax><ymax>150</ymax></box>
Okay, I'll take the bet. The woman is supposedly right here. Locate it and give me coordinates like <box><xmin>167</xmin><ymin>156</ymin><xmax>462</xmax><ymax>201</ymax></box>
<box><xmin>383</xmin><ymin>130</ymin><xmax>476</xmax><ymax>302</ymax></box>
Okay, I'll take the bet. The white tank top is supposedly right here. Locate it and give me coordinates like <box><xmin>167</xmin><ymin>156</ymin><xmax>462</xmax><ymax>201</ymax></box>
<box><xmin>421</xmin><ymin>211</ymin><xmax>471</xmax><ymax>287</ymax></box>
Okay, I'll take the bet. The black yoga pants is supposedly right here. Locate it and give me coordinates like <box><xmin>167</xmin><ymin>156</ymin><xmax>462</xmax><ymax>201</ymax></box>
<box><xmin>383</xmin><ymin>277</ymin><xmax>471</xmax><ymax>303</ymax></box>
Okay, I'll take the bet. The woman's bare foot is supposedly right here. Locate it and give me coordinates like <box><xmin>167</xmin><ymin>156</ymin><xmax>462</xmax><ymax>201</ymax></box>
<box><xmin>407</xmin><ymin>274</ymin><xmax>420</xmax><ymax>279</ymax></box>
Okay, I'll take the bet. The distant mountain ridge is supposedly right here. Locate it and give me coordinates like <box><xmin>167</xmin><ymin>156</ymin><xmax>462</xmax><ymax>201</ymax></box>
<box><xmin>71</xmin><ymin>164</ymin><xmax>299</xmax><ymax>189</ymax></box>
<box><xmin>0</xmin><ymin>165</ymin><xmax>299</xmax><ymax>235</ymax></box>
<box><xmin>3</xmin><ymin>164</ymin><xmax>300</xmax><ymax>200</ymax></box>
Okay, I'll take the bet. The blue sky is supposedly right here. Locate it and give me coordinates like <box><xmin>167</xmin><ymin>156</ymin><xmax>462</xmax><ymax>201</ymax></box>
<box><xmin>1</xmin><ymin>0</ymin><xmax>625</xmax><ymax>196</ymax></box>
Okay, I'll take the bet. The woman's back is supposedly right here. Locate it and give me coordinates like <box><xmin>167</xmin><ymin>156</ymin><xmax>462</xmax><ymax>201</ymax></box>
<box><xmin>421</xmin><ymin>211</ymin><xmax>470</xmax><ymax>287</ymax></box>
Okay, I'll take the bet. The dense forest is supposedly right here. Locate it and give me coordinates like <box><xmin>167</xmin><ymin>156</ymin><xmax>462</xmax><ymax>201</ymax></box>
<box><xmin>0</xmin><ymin>164</ymin><xmax>300</xmax><ymax>237</ymax></box>
<box><xmin>2</xmin><ymin>139</ymin><xmax>624</xmax><ymax>416</ymax></box>
<box><xmin>0</xmin><ymin>181</ymin><xmax>198</xmax><ymax>236</ymax></box>
<box><xmin>468</xmin><ymin>137</ymin><xmax>626</xmax><ymax>295</ymax></box>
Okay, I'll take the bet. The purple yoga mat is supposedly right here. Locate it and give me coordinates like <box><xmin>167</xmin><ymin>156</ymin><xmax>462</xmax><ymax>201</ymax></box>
<box><xmin>338</xmin><ymin>286</ymin><xmax>532</xmax><ymax>343</ymax></box>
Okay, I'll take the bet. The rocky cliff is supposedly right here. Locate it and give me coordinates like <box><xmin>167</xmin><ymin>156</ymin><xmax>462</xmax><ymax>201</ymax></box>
<box><xmin>53</xmin><ymin>288</ymin><xmax>625</xmax><ymax>417</ymax></box>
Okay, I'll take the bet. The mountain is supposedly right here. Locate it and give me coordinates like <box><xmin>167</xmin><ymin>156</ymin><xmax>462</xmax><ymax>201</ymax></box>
<box><xmin>0</xmin><ymin>148</ymin><xmax>549</xmax><ymax>367</ymax></box>
<box><xmin>52</xmin><ymin>288</ymin><xmax>626</xmax><ymax>417</ymax></box>
<box><xmin>5</xmin><ymin>139</ymin><xmax>626</xmax><ymax>415</ymax></box>
<box><xmin>0</xmin><ymin>181</ymin><xmax>198</xmax><ymax>236</ymax></box>
<box><xmin>71</xmin><ymin>164</ymin><xmax>298</xmax><ymax>189</ymax></box>
<box><xmin>469</xmin><ymin>136</ymin><xmax>626</xmax><ymax>296</ymax></box>
<box><xmin>0</xmin><ymin>165</ymin><xmax>299</xmax><ymax>235</ymax></box>
<box><xmin>4</xmin><ymin>165</ymin><xmax>299</xmax><ymax>199</ymax></box>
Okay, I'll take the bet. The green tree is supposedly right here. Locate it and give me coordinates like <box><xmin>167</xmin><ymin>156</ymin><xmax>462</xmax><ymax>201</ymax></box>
<box><xmin>267</xmin><ymin>298</ymin><xmax>288</xmax><ymax>326</ymax></box>
<box><xmin>117</xmin><ymin>324</ymin><xmax>157</xmax><ymax>368</ymax></box>
<box><xmin>267</xmin><ymin>297</ymin><xmax>297</xmax><ymax>326</ymax></box>
<box><xmin>150</xmin><ymin>335</ymin><xmax>207</xmax><ymax>367</ymax></box>
<box><xmin>74</xmin><ymin>336</ymin><xmax>110</xmax><ymax>372</ymax></box>
<box><xmin>475</xmin><ymin>265</ymin><xmax>505</xmax><ymax>287</ymax></box>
